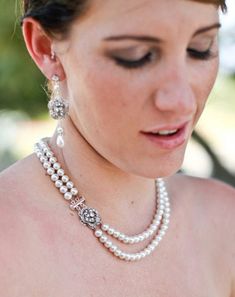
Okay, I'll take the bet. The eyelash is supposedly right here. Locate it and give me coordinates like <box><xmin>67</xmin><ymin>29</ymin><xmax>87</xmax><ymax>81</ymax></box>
<box><xmin>113</xmin><ymin>48</ymin><xmax>214</xmax><ymax>69</ymax></box>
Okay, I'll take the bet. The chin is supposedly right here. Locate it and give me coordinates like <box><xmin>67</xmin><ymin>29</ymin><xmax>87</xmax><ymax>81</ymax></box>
<box><xmin>131</xmin><ymin>148</ymin><xmax>186</xmax><ymax>179</ymax></box>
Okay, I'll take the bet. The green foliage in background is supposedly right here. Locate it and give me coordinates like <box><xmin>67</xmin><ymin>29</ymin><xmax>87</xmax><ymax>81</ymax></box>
<box><xmin>0</xmin><ymin>0</ymin><xmax>47</xmax><ymax>117</ymax></box>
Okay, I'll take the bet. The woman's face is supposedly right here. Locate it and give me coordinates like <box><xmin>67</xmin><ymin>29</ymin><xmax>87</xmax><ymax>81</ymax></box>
<box><xmin>55</xmin><ymin>0</ymin><xmax>220</xmax><ymax>178</ymax></box>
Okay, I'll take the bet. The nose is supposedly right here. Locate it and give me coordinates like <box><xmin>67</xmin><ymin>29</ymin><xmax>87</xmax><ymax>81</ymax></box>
<box><xmin>153</xmin><ymin>63</ymin><xmax>196</xmax><ymax>116</ymax></box>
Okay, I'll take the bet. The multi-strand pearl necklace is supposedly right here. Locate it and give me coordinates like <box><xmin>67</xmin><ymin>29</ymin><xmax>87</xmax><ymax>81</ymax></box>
<box><xmin>34</xmin><ymin>138</ymin><xmax>171</xmax><ymax>262</ymax></box>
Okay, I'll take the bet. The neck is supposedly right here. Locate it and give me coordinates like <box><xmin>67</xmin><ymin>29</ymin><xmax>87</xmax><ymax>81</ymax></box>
<box><xmin>49</xmin><ymin>117</ymin><xmax>158</xmax><ymax>232</ymax></box>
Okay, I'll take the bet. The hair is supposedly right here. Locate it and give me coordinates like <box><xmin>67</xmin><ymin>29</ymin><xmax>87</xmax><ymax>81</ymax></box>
<box><xmin>21</xmin><ymin>0</ymin><xmax>227</xmax><ymax>38</ymax></box>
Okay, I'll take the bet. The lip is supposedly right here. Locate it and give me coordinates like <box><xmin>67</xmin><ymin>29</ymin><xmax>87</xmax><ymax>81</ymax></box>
<box><xmin>140</xmin><ymin>121</ymin><xmax>189</xmax><ymax>150</ymax></box>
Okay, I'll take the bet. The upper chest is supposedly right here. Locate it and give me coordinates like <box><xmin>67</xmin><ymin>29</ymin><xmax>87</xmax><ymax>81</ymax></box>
<box><xmin>1</xmin><ymin>181</ymin><xmax>232</xmax><ymax>297</ymax></box>
<box><xmin>4</xmin><ymin>209</ymin><xmax>230</xmax><ymax>297</ymax></box>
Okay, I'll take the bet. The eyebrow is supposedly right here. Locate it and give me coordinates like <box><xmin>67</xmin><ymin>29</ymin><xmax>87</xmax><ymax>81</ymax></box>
<box><xmin>193</xmin><ymin>23</ymin><xmax>221</xmax><ymax>37</ymax></box>
<box><xmin>103</xmin><ymin>22</ymin><xmax>221</xmax><ymax>43</ymax></box>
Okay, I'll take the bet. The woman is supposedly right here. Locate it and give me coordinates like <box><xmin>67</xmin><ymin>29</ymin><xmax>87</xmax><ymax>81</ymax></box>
<box><xmin>0</xmin><ymin>0</ymin><xmax>234</xmax><ymax>295</ymax></box>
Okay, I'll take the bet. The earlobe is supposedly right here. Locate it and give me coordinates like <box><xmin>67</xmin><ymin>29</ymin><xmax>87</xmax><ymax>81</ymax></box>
<box><xmin>22</xmin><ymin>18</ymin><xmax>65</xmax><ymax>80</ymax></box>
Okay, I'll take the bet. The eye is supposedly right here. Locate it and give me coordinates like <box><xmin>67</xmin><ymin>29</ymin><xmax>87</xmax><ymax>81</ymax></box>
<box><xmin>187</xmin><ymin>48</ymin><xmax>215</xmax><ymax>60</ymax></box>
<box><xmin>113</xmin><ymin>51</ymin><xmax>153</xmax><ymax>69</ymax></box>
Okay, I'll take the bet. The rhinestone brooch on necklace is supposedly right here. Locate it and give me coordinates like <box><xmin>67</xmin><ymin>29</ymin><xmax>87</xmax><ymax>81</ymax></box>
<box><xmin>34</xmin><ymin>138</ymin><xmax>171</xmax><ymax>262</ymax></box>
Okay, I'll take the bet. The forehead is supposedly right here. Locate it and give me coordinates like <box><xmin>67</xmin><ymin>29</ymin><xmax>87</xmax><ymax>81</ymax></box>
<box><xmin>71</xmin><ymin>0</ymin><xmax>219</xmax><ymax>40</ymax></box>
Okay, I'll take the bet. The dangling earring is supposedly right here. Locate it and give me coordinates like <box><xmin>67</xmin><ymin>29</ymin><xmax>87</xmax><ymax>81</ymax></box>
<box><xmin>48</xmin><ymin>74</ymin><xmax>69</xmax><ymax>148</ymax></box>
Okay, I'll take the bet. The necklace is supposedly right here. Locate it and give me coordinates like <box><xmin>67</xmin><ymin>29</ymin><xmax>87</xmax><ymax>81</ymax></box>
<box><xmin>34</xmin><ymin>138</ymin><xmax>171</xmax><ymax>262</ymax></box>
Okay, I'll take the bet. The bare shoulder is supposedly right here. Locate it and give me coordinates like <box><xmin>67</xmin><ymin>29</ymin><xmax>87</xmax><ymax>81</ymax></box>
<box><xmin>169</xmin><ymin>172</ymin><xmax>235</xmax><ymax>199</ymax></box>
<box><xmin>170</xmin><ymin>173</ymin><xmax>235</xmax><ymax>225</ymax></box>
<box><xmin>0</xmin><ymin>155</ymin><xmax>41</xmax><ymax>244</ymax></box>
<box><xmin>169</xmin><ymin>173</ymin><xmax>235</xmax><ymax>293</ymax></box>
<box><xmin>0</xmin><ymin>153</ymin><xmax>52</xmax><ymax>202</ymax></box>
<box><xmin>169</xmin><ymin>173</ymin><xmax>235</xmax><ymax>217</ymax></box>
<box><xmin>0</xmin><ymin>155</ymin><xmax>53</xmax><ymax>294</ymax></box>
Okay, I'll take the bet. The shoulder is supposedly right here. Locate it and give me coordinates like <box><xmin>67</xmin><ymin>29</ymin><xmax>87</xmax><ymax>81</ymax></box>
<box><xmin>0</xmin><ymin>153</ymin><xmax>44</xmax><ymax>241</ymax></box>
<box><xmin>169</xmin><ymin>173</ymin><xmax>235</xmax><ymax>199</ymax></box>
<box><xmin>168</xmin><ymin>173</ymin><xmax>235</xmax><ymax>292</ymax></box>
<box><xmin>168</xmin><ymin>173</ymin><xmax>235</xmax><ymax>217</ymax></box>
<box><xmin>0</xmin><ymin>154</ymin><xmax>52</xmax><ymax>289</ymax></box>
<box><xmin>169</xmin><ymin>173</ymin><xmax>235</xmax><ymax>228</ymax></box>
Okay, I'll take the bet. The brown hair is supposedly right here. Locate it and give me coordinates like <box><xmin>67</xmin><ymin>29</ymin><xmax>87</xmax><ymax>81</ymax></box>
<box><xmin>21</xmin><ymin>0</ymin><xmax>227</xmax><ymax>37</ymax></box>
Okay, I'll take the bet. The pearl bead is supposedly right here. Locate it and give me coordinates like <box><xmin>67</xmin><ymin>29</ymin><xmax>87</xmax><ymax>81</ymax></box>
<box><xmin>46</xmin><ymin>151</ymin><xmax>53</xmax><ymax>158</ymax></box>
<box><xmin>57</xmin><ymin>127</ymin><xmax>63</xmax><ymax>133</ymax></box>
<box><xmin>60</xmin><ymin>186</ymin><xmax>68</xmax><ymax>194</ymax></box>
<box><xmin>109</xmin><ymin>245</ymin><xmax>117</xmax><ymax>253</ymax></box>
<box><xmin>159</xmin><ymin>230</ymin><xmax>165</xmax><ymax>236</ymax></box>
<box><xmin>154</xmin><ymin>213</ymin><xmax>162</xmax><ymax>220</ymax></box>
<box><xmin>101</xmin><ymin>224</ymin><xmax>109</xmax><ymax>231</ymax></box>
<box><xmin>158</xmin><ymin>210</ymin><xmax>164</xmax><ymax>216</ymax></box>
<box><xmin>36</xmin><ymin>152</ymin><xmax>42</xmax><ymax>158</ymax></box>
<box><xmin>125</xmin><ymin>254</ymin><xmax>131</xmax><ymax>261</ymax></box>
<box><xmin>104</xmin><ymin>241</ymin><xmax>112</xmax><ymax>248</ymax></box>
<box><xmin>119</xmin><ymin>252</ymin><xmax>125</xmax><ymax>259</ymax></box>
<box><xmin>71</xmin><ymin>187</ymin><xmax>78</xmax><ymax>196</ymax></box>
<box><xmin>51</xmin><ymin>174</ymin><xmax>59</xmax><ymax>182</ymax></box>
<box><xmin>140</xmin><ymin>251</ymin><xmax>147</xmax><ymax>258</ymax></box>
<box><xmin>148</xmin><ymin>229</ymin><xmax>154</xmax><ymax>236</ymax></box>
<box><xmin>163</xmin><ymin>218</ymin><xmax>170</xmax><ymax>224</ymax></box>
<box><xmin>161</xmin><ymin>225</ymin><xmax>168</xmax><ymax>231</ymax></box>
<box><xmin>123</xmin><ymin>237</ymin><xmax>130</xmax><ymax>244</ymax></box>
<box><xmin>133</xmin><ymin>236</ymin><xmax>140</xmax><ymax>243</ymax></box>
<box><xmin>64</xmin><ymin>192</ymin><xmax>72</xmax><ymax>200</ymax></box>
<box><xmin>156</xmin><ymin>235</ymin><xmax>162</xmax><ymax>242</ymax></box>
<box><xmin>152</xmin><ymin>239</ymin><xmax>159</xmax><ymax>247</ymax></box>
<box><xmin>43</xmin><ymin>147</ymin><xmax>48</xmax><ymax>153</ymax></box>
<box><xmin>62</xmin><ymin>175</ymin><xmax>69</xmax><ymax>183</ymax></box>
<box><xmin>148</xmin><ymin>244</ymin><xmax>155</xmax><ymax>251</ymax></box>
<box><xmin>145</xmin><ymin>248</ymin><xmax>151</xmax><ymax>255</ymax></box>
<box><xmin>55</xmin><ymin>180</ymin><xmax>63</xmax><ymax>188</ymax></box>
<box><xmin>150</xmin><ymin>225</ymin><xmax>157</xmax><ymax>232</ymax></box>
<box><xmin>107</xmin><ymin>228</ymin><xmax>114</xmax><ymax>235</ymax></box>
<box><xmin>143</xmin><ymin>231</ymin><xmax>149</xmax><ymax>239</ymax></box>
<box><xmin>95</xmin><ymin>230</ymin><xmax>102</xmax><ymax>237</ymax></box>
<box><xmin>53</xmin><ymin>162</ymin><xmax>61</xmax><ymax>170</ymax></box>
<box><xmin>128</xmin><ymin>238</ymin><xmax>135</xmax><ymax>244</ymax></box>
<box><xmin>159</xmin><ymin>198</ymin><xmax>165</xmax><ymax>204</ymax></box>
<box><xmin>57</xmin><ymin>169</ymin><xmax>65</xmax><ymax>176</ymax></box>
<box><xmin>165</xmin><ymin>207</ymin><xmax>171</xmax><ymax>213</ymax></box>
<box><xmin>130</xmin><ymin>255</ymin><xmax>137</xmax><ymax>261</ymax></box>
<box><xmin>49</xmin><ymin>157</ymin><xmax>57</xmax><ymax>164</ymax></box>
<box><xmin>66</xmin><ymin>181</ymin><xmax>73</xmax><ymax>189</ymax></box>
<box><xmin>118</xmin><ymin>233</ymin><xmax>125</xmax><ymax>241</ymax></box>
<box><xmin>47</xmin><ymin>167</ymin><xmax>55</xmax><ymax>176</ymax></box>
<box><xmin>113</xmin><ymin>231</ymin><xmax>120</xmax><ymax>238</ymax></box>
<box><xmin>139</xmin><ymin>235</ymin><xmax>144</xmax><ymax>241</ymax></box>
<box><xmin>56</xmin><ymin>135</ymin><xmax>64</xmax><ymax>148</ymax></box>
<box><xmin>99</xmin><ymin>235</ymin><xmax>107</xmax><ymax>243</ymax></box>
<box><xmin>114</xmin><ymin>250</ymin><xmax>121</xmax><ymax>257</ymax></box>
<box><xmin>40</xmin><ymin>156</ymin><xmax>47</xmax><ymax>163</ymax></box>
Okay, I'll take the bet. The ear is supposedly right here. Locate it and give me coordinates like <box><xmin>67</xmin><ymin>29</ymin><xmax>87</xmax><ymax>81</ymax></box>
<box><xmin>22</xmin><ymin>18</ymin><xmax>66</xmax><ymax>80</ymax></box>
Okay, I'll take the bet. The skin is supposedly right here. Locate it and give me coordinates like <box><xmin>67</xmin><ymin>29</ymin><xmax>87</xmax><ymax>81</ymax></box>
<box><xmin>0</xmin><ymin>0</ymin><xmax>234</xmax><ymax>296</ymax></box>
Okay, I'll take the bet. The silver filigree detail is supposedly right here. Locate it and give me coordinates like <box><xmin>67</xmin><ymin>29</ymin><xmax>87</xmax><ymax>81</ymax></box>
<box><xmin>48</xmin><ymin>98</ymin><xmax>69</xmax><ymax>120</ymax></box>
<box><xmin>79</xmin><ymin>207</ymin><xmax>101</xmax><ymax>230</ymax></box>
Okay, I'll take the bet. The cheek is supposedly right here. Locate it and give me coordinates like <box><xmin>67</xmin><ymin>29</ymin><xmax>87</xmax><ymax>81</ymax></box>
<box><xmin>72</xmin><ymin>59</ymin><xmax>147</xmax><ymax>136</ymax></box>
<box><xmin>192</xmin><ymin>59</ymin><xmax>219</xmax><ymax>122</ymax></box>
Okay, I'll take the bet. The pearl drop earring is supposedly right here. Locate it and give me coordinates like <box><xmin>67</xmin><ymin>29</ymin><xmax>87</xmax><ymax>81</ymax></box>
<box><xmin>48</xmin><ymin>75</ymin><xmax>69</xmax><ymax>148</ymax></box>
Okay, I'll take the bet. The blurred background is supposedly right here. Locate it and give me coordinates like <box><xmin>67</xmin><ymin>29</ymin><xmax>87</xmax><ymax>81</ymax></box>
<box><xmin>0</xmin><ymin>0</ymin><xmax>235</xmax><ymax>187</ymax></box>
